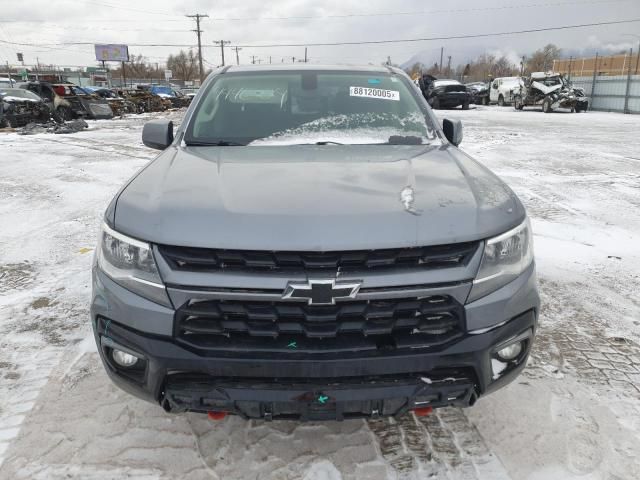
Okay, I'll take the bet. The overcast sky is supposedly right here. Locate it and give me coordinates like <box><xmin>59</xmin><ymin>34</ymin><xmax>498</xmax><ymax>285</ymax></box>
<box><xmin>1</xmin><ymin>0</ymin><xmax>639</xmax><ymax>70</ymax></box>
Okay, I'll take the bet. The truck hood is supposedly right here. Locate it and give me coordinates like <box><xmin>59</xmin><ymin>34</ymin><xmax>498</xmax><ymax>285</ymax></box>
<box><xmin>114</xmin><ymin>144</ymin><xmax>525</xmax><ymax>250</ymax></box>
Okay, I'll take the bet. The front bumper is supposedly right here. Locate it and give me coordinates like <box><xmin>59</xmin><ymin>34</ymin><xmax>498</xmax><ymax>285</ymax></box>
<box><xmin>91</xmin><ymin>264</ymin><xmax>538</xmax><ymax>420</ymax></box>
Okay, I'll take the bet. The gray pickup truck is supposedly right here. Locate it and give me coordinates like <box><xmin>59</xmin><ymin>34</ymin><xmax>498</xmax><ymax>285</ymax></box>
<box><xmin>91</xmin><ymin>65</ymin><xmax>539</xmax><ymax>421</ymax></box>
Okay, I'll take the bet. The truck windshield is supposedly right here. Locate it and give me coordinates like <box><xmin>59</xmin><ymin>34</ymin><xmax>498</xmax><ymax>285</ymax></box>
<box><xmin>185</xmin><ymin>70</ymin><xmax>438</xmax><ymax>146</ymax></box>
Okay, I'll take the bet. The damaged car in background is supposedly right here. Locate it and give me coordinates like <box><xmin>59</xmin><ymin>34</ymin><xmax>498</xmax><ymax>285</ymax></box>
<box><xmin>513</xmin><ymin>72</ymin><xmax>589</xmax><ymax>113</ymax></box>
<box><xmin>84</xmin><ymin>87</ymin><xmax>136</xmax><ymax>116</ymax></box>
<box><xmin>0</xmin><ymin>88</ymin><xmax>51</xmax><ymax>128</ymax></box>
<box><xmin>19</xmin><ymin>81</ymin><xmax>114</xmax><ymax>120</ymax></box>
<box><xmin>465</xmin><ymin>82</ymin><xmax>490</xmax><ymax>106</ymax></box>
<box><xmin>148</xmin><ymin>85</ymin><xmax>192</xmax><ymax>108</ymax></box>
<box><xmin>418</xmin><ymin>74</ymin><xmax>472</xmax><ymax>109</ymax></box>
<box><xmin>117</xmin><ymin>88</ymin><xmax>169</xmax><ymax>113</ymax></box>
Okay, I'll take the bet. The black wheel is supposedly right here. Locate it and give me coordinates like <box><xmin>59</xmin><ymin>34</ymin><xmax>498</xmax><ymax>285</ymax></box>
<box><xmin>1</xmin><ymin>117</ymin><xmax>14</xmax><ymax>129</ymax></box>
<box><xmin>514</xmin><ymin>96</ymin><xmax>524</xmax><ymax>110</ymax></box>
<box><xmin>462</xmin><ymin>101</ymin><xmax>470</xmax><ymax>110</ymax></box>
<box><xmin>57</xmin><ymin>106</ymin><xmax>74</xmax><ymax>121</ymax></box>
<box><xmin>483</xmin><ymin>96</ymin><xmax>489</xmax><ymax>106</ymax></box>
<box><xmin>542</xmin><ymin>97</ymin><xmax>553</xmax><ymax>113</ymax></box>
<box><xmin>498</xmin><ymin>95</ymin><xmax>505</xmax><ymax>106</ymax></box>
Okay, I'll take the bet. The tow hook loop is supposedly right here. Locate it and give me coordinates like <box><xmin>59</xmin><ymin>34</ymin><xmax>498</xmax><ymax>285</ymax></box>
<box><xmin>413</xmin><ymin>406</ymin><xmax>433</xmax><ymax>417</ymax></box>
<box><xmin>207</xmin><ymin>411</ymin><xmax>227</xmax><ymax>421</ymax></box>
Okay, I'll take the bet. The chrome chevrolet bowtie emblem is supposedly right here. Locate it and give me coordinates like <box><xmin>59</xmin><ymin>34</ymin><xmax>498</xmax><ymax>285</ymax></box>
<box><xmin>283</xmin><ymin>279</ymin><xmax>361</xmax><ymax>305</ymax></box>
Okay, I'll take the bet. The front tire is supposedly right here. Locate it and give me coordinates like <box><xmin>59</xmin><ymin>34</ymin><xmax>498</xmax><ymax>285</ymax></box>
<box><xmin>514</xmin><ymin>96</ymin><xmax>524</xmax><ymax>110</ymax></box>
<box><xmin>542</xmin><ymin>97</ymin><xmax>553</xmax><ymax>113</ymax></box>
<box><xmin>498</xmin><ymin>95</ymin><xmax>505</xmax><ymax>106</ymax></box>
<box><xmin>462</xmin><ymin>101</ymin><xmax>470</xmax><ymax>110</ymax></box>
<box><xmin>483</xmin><ymin>96</ymin><xmax>489</xmax><ymax>106</ymax></box>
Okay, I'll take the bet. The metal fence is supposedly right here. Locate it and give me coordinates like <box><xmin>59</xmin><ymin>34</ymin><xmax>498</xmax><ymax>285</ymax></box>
<box><xmin>570</xmin><ymin>74</ymin><xmax>640</xmax><ymax>114</ymax></box>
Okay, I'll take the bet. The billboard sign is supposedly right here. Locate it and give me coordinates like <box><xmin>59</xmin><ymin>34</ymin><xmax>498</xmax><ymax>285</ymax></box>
<box><xmin>94</xmin><ymin>44</ymin><xmax>129</xmax><ymax>62</ymax></box>
<box><xmin>164</xmin><ymin>70</ymin><xmax>173</xmax><ymax>80</ymax></box>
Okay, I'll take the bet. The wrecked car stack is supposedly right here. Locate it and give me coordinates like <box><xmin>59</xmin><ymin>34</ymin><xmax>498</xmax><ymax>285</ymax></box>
<box><xmin>117</xmin><ymin>89</ymin><xmax>168</xmax><ymax>113</ymax></box>
<box><xmin>84</xmin><ymin>87</ymin><xmax>136</xmax><ymax>116</ymax></box>
<box><xmin>513</xmin><ymin>72</ymin><xmax>589</xmax><ymax>113</ymax></box>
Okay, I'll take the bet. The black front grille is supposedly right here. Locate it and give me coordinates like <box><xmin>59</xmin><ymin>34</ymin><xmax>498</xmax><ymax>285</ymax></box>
<box><xmin>159</xmin><ymin>242</ymin><xmax>478</xmax><ymax>273</ymax></box>
<box><xmin>175</xmin><ymin>295</ymin><xmax>464</xmax><ymax>353</ymax></box>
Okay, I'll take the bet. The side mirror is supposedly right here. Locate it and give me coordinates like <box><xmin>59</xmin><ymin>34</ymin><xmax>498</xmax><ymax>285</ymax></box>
<box><xmin>442</xmin><ymin>118</ymin><xmax>463</xmax><ymax>146</ymax></box>
<box><xmin>142</xmin><ymin>119</ymin><xmax>174</xmax><ymax>150</ymax></box>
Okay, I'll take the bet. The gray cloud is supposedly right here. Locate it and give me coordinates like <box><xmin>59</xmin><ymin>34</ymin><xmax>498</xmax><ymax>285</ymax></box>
<box><xmin>1</xmin><ymin>0</ymin><xmax>639</xmax><ymax>69</ymax></box>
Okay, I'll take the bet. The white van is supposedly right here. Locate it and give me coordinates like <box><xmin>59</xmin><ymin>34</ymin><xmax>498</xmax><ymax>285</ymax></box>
<box><xmin>490</xmin><ymin>77</ymin><xmax>522</xmax><ymax>106</ymax></box>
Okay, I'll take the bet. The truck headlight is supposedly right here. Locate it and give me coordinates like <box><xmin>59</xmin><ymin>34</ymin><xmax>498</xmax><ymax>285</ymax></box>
<box><xmin>97</xmin><ymin>223</ymin><xmax>171</xmax><ymax>307</ymax></box>
<box><xmin>468</xmin><ymin>218</ymin><xmax>534</xmax><ymax>302</ymax></box>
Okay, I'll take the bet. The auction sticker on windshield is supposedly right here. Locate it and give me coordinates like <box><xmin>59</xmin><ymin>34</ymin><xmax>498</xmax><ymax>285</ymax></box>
<box><xmin>350</xmin><ymin>86</ymin><xmax>400</xmax><ymax>101</ymax></box>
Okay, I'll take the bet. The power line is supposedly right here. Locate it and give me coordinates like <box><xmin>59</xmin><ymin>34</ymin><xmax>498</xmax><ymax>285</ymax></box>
<box><xmin>186</xmin><ymin>13</ymin><xmax>208</xmax><ymax>82</ymax></box>
<box><xmin>208</xmin><ymin>0</ymin><xmax>628</xmax><ymax>21</ymax></box>
<box><xmin>234</xmin><ymin>18</ymin><xmax>640</xmax><ymax>48</ymax></box>
<box><xmin>77</xmin><ymin>0</ymin><xmax>178</xmax><ymax>17</ymax></box>
<box><xmin>2</xmin><ymin>18</ymin><xmax>640</xmax><ymax>50</ymax></box>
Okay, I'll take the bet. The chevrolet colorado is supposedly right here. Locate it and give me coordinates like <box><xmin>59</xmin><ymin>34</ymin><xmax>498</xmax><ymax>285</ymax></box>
<box><xmin>91</xmin><ymin>65</ymin><xmax>539</xmax><ymax>421</ymax></box>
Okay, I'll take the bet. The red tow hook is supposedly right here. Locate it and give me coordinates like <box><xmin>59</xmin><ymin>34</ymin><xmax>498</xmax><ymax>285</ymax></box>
<box><xmin>207</xmin><ymin>411</ymin><xmax>228</xmax><ymax>421</ymax></box>
<box><xmin>413</xmin><ymin>406</ymin><xmax>433</xmax><ymax>417</ymax></box>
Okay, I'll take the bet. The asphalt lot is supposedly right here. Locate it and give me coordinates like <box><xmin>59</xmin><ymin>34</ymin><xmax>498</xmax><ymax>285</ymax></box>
<box><xmin>1</xmin><ymin>106</ymin><xmax>639</xmax><ymax>479</ymax></box>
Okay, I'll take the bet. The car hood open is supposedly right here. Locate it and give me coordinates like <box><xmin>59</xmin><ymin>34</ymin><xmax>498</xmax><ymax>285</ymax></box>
<box><xmin>114</xmin><ymin>144</ymin><xmax>525</xmax><ymax>250</ymax></box>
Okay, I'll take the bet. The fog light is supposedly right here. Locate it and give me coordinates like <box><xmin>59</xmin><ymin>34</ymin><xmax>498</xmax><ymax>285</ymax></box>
<box><xmin>496</xmin><ymin>341</ymin><xmax>524</xmax><ymax>362</ymax></box>
<box><xmin>112</xmin><ymin>349</ymin><xmax>139</xmax><ymax>368</ymax></box>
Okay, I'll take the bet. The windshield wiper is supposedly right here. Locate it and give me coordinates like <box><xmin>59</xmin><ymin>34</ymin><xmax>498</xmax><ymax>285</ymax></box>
<box><xmin>186</xmin><ymin>140</ymin><xmax>245</xmax><ymax>146</ymax></box>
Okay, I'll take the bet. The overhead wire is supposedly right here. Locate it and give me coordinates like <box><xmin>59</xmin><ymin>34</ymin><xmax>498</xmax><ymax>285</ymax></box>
<box><xmin>2</xmin><ymin>18</ymin><xmax>636</xmax><ymax>49</ymax></box>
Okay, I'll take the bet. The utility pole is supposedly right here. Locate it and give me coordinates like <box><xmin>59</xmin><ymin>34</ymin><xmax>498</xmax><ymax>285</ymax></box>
<box><xmin>214</xmin><ymin>40</ymin><xmax>231</xmax><ymax>66</ymax></box>
<box><xmin>232</xmin><ymin>46</ymin><xmax>242</xmax><ymax>65</ymax></box>
<box><xmin>440</xmin><ymin>47</ymin><xmax>444</xmax><ymax>75</ymax></box>
<box><xmin>304</xmin><ymin>48</ymin><xmax>308</xmax><ymax>63</ymax></box>
<box><xmin>521</xmin><ymin>56</ymin><xmax>525</xmax><ymax>75</ymax></box>
<box><xmin>251</xmin><ymin>55</ymin><xmax>257</xmax><ymax>65</ymax></box>
<box><xmin>447</xmin><ymin>56</ymin><xmax>451</xmax><ymax>76</ymax></box>
<box><xmin>292</xmin><ymin>57</ymin><xmax>296</xmax><ymax>63</ymax></box>
<box><xmin>269</xmin><ymin>56</ymin><xmax>272</xmax><ymax>64</ymax></box>
<box><xmin>186</xmin><ymin>13</ymin><xmax>209</xmax><ymax>83</ymax></box>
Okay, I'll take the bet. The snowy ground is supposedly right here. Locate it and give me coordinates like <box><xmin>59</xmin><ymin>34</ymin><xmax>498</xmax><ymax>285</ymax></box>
<box><xmin>0</xmin><ymin>106</ymin><xmax>639</xmax><ymax>480</ymax></box>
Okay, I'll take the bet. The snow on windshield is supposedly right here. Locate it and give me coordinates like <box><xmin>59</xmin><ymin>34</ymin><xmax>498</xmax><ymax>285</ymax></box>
<box><xmin>249</xmin><ymin>112</ymin><xmax>435</xmax><ymax>146</ymax></box>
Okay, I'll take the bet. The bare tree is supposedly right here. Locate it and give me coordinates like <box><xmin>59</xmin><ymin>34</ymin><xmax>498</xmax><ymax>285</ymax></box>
<box><xmin>492</xmin><ymin>56</ymin><xmax>517</xmax><ymax>77</ymax></box>
<box><xmin>526</xmin><ymin>44</ymin><xmax>561</xmax><ymax>73</ymax></box>
<box><xmin>405</xmin><ymin>62</ymin><xmax>425</xmax><ymax>79</ymax></box>
<box><xmin>166</xmin><ymin>50</ymin><xmax>199</xmax><ymax>81</ymax></box>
